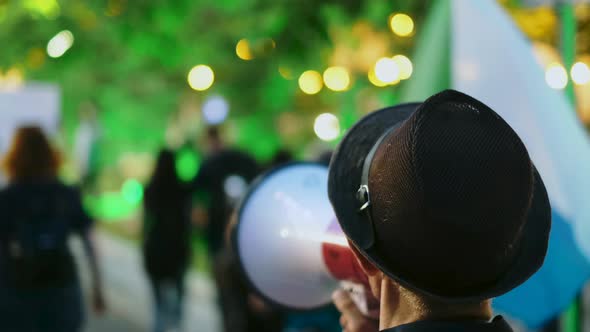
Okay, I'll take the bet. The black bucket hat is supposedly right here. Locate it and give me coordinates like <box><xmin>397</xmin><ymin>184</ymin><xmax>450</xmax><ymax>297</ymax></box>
<box><xmin>328</xmin><ymin>90</ymin><xmax>551</xmax><ymax>301</ymax></box>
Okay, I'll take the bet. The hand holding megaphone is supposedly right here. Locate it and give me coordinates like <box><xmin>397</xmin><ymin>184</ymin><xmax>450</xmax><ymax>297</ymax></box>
<box><xmin>333</xmin><ymin>289</ymin><xmax>380</xmax><ymax>332</ymax></box>
<box><xmin>232</xmin><ymin>163</ymin><xmax>379</xmax><ymax>318</ymax></box>
<box><xmin>321</xmin><ymin>218</ymin><xmax>380</xmax><ymax>318</ymax></box>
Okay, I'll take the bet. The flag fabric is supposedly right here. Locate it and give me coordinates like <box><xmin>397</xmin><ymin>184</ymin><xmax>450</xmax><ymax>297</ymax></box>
<box><xmin>402</xmin><ymin>0</ymin><xmax>590</xmax><ymax>328</ymax></box>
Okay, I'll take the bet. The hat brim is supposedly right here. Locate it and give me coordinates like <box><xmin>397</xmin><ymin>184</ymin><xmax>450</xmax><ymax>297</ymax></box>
<box><xmin>328</xmin><ymin>103</ymin><xmax>551</xmax><ymax>300</ymax></box>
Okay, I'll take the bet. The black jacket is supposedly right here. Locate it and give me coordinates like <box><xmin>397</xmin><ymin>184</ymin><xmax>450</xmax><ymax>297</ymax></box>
<box><xmin>193</xmin><ymin>149</ymin><xmax>259</xmax><ymax>255</ymax></box>
<box><xmin>382</xmin><ymin>316</ymin><xmax>513</xmax><ymax>332</ymax></box>
<box><xmin>142</xmin><ymin>183</ymin><xmax>192</xmax><ymax>280</ymax></box>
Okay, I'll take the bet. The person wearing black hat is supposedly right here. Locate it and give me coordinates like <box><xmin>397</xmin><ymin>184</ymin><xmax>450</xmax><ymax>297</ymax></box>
<box><xmin>327</xmin><ymin>90</ymin><xmax>551</xmax><ymax>332</ymax></box>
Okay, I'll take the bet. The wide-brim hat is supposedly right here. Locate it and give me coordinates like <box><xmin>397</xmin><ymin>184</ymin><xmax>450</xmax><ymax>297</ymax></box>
<box><xmin>328</xmin><ymin>90</ymin><xmax>551</xmax><ymax>301</ymax></box>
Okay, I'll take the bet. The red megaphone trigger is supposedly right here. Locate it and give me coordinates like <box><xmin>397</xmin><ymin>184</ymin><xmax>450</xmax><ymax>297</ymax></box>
<box><xmin>322</xmin><ymin>241</ymin><xmax>371</xmax><ymax>286</ymax></box>
<box><xmin>321</xmin><ymin>219</ymin><xmax>370</xmax><ymax>286</ymax></box>
<box><xmin>321</xmin><ymin>218</ymin><xmax>380</xmax><ymax>318</ymax></box>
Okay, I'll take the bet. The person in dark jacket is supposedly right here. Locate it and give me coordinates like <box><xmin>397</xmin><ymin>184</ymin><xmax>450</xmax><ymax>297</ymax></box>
<box><xmin>143</xmin><ymin>149</ymin><xmax>192</xmax><ymax>332</ymax></box>
<box><xmin>193</xmin><ymin>127</ymin><xmax>263</xmax><ymax>332</ymax></box>
<box><xmin>193</xmin><ymin>127</ymin><xmax>260</xmax><ymax>257</ymax></box>
<box><xmin>0</xmin><ymin>126</ymin><xmax>105</xmax><ymax>332</ymax></box>
<box><xmin>328</xmin><ymin>91</ymin><xmax>551</xmax><ymax>332</ymax></box>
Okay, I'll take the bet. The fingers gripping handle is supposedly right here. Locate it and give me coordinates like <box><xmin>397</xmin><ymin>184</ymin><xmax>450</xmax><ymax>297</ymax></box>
<box><xmin>340</xmin><ymin>281</ymin><xmax>380</xmax><ymax>319</ymax></box>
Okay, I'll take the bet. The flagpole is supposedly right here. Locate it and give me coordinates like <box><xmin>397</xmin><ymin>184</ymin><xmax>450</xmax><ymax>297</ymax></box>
<box><xmin>559</xmin><ymin>2</ymin><xmax>576</xmax><ymax>106</ymax></box>
<box><xmin>558</xmin><ymin>2</ymin><xmax>582</xmax><ymax>332</ymax></box>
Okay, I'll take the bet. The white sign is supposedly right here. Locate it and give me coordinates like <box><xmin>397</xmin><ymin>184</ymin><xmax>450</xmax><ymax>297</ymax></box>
<box><xmin>0</xmin><ymin>84</ymin><xmax>61</xmax><ymax>154</ymax></box>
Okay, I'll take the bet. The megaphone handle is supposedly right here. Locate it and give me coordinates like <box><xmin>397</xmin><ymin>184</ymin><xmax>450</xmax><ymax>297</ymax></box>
<box><xmin>340</xmin><ymin>281</ymin><xmax>380</xmax><ymax>319</ymax></box>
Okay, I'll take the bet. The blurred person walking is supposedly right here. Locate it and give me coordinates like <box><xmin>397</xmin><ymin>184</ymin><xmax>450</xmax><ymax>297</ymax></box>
<box><xmin>73</xmin><ymin>101</ymin><xmax>101</xmax><ymax>193</ymax></box>
<box><xmin>193</xmin><ymin>127</ymin><xmax>263</xmax><ymax>332</ymax></box>
<box><xmin>0</xmin><ymin>126</ymin><xmax>105</xmax><ymax>332</ymax></box>
<box><xmin>143</xmin><ymin>149</ymin><xmax>193</xmax><ymax>332</ymax></box>
<box><xmin>194</xmin><ymin>127</ymin><xmax>259</xmax><ymax>257</ymax></box>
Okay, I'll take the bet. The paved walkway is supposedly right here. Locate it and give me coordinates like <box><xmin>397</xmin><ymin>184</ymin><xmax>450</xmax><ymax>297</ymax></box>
<box><xmin>73</xmin><ymin>231</ymin><xmax>590</xmax><ymax>332</ymax></box>
<box><xmin>72</xmin><ymin>231</ymin><xmax>221</xmax><ymax>332</ymax></box>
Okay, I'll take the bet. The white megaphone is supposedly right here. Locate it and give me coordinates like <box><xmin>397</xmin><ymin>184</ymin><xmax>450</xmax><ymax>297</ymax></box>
<box><xmin>232</xmin><ymin>162</ymin><xmax>379</xmax><ymax>316</ymax></box>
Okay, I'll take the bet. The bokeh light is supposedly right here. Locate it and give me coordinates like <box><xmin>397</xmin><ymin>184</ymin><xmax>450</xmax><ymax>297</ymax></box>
<box><xmin>187</xmin><ymin>65</ymin><xmax>214</xmax><ymax>91</ymax></box>
<box><xmin>236</xmin><ymin>39</ymin><xmax>253</xmax><ymax>60</ymax></box>
<box><xmin>176</xmin><ymin>149</ymin><xmax>201</xmax><ymax>182</ymax></box>
<box><xmin>299</xmin><ymin>70</ymin><xmax>323</xmax><ymax>95</ymax></box>
<box><xmin>84</xmin><ymin>192</ymin><xmax>137</xmax><ymax>222</ymax></box>
<box><xmin>47</xmin><ymin>30</ymin><xmax>74</xmax><ymax>58</ymax></box>
<box><xmin>571</xmin><ymin>62</ymin><xmax>590</xmax><ymax>85</ymax></box>
<box><xmin>545</xmin><ymin>63</ymin><xmax>568</xmax><ymax>90</ymax></box>
<box><xmin>202</xmin><ymin>95</ymin><xmax>230</xmax><ymax>125</ymax></box>
<box><xmin>374</xmin><ymin>57</ymin><xmax>400</xmax><ymax>84</ymax></box>
<box><xmin>23</xmin><ymin>0</ymin><xmax>60</xmax><ymax>19</ymax></box>
<box><xmin>323</xmin><ymin>66</ymin><xmax>350</xmax><ymax>91</ymax></box>
<box><xmin>389</xmin><ymin>13</ymin><xmax>414</xmax><ymax>37</ymax></box>
<box><xmin>368</xmin><ymin>69</ymin><xmax>388</xmax><ymax>87</ymax></box>
<box><xmin>121</xmin><ymin>179</ymin><xmax>143</xmax><ymax>205</ymax></box>
<box><xmin>223</xmin><ymin>174</ymin><xmax>248</xmax><ymax>201</ymax></box>
<box><xmin>392</xmin><ymin>55</ymin><xmax>413</xmax><ymax>80</ymax></box>
<box><xmin>314</xmin><ymin>113</ymin><xmax>340</xmax><ymax>141</ymax></box>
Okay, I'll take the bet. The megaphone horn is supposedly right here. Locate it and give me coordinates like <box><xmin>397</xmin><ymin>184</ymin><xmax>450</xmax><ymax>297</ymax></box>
<box><xmin>232</xmin><ymin>163</ymin><xmax>379</xmax><ymax>316</ymax></box>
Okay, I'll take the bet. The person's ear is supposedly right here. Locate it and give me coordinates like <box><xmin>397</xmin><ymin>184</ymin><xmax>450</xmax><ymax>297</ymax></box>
<box><xmin>347</xmin><ymin>239</ymin><xmax>380</xmax><ymax>277</ymax></box>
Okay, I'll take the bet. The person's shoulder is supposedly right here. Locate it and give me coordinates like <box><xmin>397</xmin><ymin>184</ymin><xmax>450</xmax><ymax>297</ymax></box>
<box><xmin>0</xmin><ymin>182</ymin><xmax>25</xmax><ymax>198</ymax></box>
<box><xmin>0</xmin><ymin>183</ymin><xmax>15</xmax><ymax>193</ymax></box>
<box><xmin>381</xmin><ymin>317</ymin><xmax>514</xmax><ymax>332</ymax></box>
<box><xmin>0</xmin><ymin>184</ymin><xmax>14</xmax><ymax>200</ymax></box>
<box><xmin>47</xmin><ymin>181</ymin><xmax>83</xmax><ymax>199</ymax></box>
<box><xmin>207</xmin><ymin>148</ymin><xmax>253</xmax><ymax>161</ymax></box>
<box><xmin>218</xmin><ymin>149</ymin><xmax>259</xmax><ymax>168</ymax></box>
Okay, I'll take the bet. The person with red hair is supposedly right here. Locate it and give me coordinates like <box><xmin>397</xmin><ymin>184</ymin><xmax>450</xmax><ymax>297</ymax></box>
<box><xmin>0</xmin><ymin>126</ymin><xmax>105</xmax><ymax>332</ymax></box>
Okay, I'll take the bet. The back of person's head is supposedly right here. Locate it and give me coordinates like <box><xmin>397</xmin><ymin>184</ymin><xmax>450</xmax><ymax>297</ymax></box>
<box><xmin>329</xmin><ymin>90</ymin><xmax>551</xmax><ymax>321</ymax></box>
<box><xmin>270</xmin><ymin>149</ymin><xmax>293</xmax><ymax>168</ymax></box>
<box><xmin>206</xmin><ymin>126</ymin><xmax>223</xmax><ymax>152</ymax></box>
<box><xmin>146</xmin><ymin>149</ymin><xmax>184</xmax><ymax>204</ymax></box>
<box><xmin>151</xmin><ymin>149</ymin><xmax>176</xmax><ymax>182</ymax></box>
<box><xmin>2</xmin><ymin>126</ymin><xmax>60</xmax><ymax>182</ymax></box>
<box><xmin>207</xmin><ymin>126</ymin><xmax>220</xmax><ymax>140</ymax></box>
